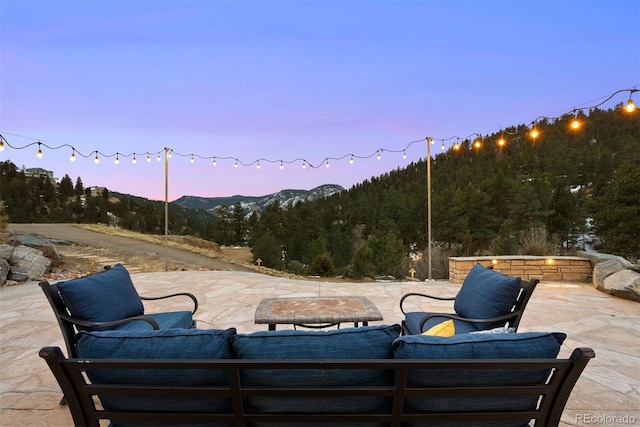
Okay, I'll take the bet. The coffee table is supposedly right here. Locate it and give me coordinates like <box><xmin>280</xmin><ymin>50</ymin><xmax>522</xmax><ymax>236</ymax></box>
<box><xmin>254</xmin><ymin>296</ymin><xmax>383</xmax><ymax>330</ymax></box>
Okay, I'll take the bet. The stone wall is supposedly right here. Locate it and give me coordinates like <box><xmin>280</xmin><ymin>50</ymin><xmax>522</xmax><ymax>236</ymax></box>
<box><xmin>449</xmin><ymin>256</ymin><xmax>592</xmax><ymax>283</ymax></box>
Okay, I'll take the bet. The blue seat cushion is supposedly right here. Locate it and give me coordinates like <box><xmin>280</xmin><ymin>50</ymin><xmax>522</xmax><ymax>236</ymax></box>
<box><xmin>57</xmin><ymin>263</ymin><xmax>144</xmax><ymax>323</ymax></box>
<box><xmin>77</xmin><ymin>328</ymin><xmax>237</xmax><ymax>427</ymax></box>
<box><xmin>113</xmin><ymin>310</ymin><xmax>194</xmax><ymax>331</ymax></box>
<box><xmin>392</xmin><ymin>332</ymin><xmax>566</xmax><ymax>426</ymax></box>
<box><xmin>404</xmin><ymin>312</ymin><xmax>478</xmax><ymax>335</ymax></box>
<box><xmin>231</xmin><ymin>324</ymin><xmax>401</xmax><ymax>415</ymax></box>
<box><xmin>453</xmin><ymin>263</ymin><xmax>521</xmax><ymax>328</ymax></box>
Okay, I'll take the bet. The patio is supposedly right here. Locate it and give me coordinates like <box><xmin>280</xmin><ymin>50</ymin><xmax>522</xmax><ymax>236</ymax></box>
<box><xmin>1</xmin><ymin>270</ymin><xmax>638</xmax><ymax>426</ymax></box>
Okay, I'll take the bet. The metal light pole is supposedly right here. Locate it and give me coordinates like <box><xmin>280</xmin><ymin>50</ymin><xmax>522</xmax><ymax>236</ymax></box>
<box><xmin>426</xmin><ymin>137</ymin><xmax>433</xmax><ymax>281</ymax></box>
<box><xmin>164</xmin><ymin>147</ymin><xmax>169</xmax><ymax>272</ymax></box>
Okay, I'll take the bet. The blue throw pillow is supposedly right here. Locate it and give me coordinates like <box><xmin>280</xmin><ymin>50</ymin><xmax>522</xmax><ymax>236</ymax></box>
<box><xmin>231</xmin><ymin>324</ymin><xmax>401</xmax><ymax>415</ymax></box>
<box><xmin>77</xmin><ymin>328</ymin><xmax>237</xmax><ymax>427</ymax></box>
<box><xmin>453</xmin><ymin>263</ymin><xmax>521</xmax><ymax>325</ymax></box>
<box><xmin>57</xmin><ymin>264</ymin><xmax>144</xmax><ymax>323</ymax></box>
<box><xmin>392</xmin><ymin>331</ymin><xmax>566</xmax><ymax>426</ymax></box>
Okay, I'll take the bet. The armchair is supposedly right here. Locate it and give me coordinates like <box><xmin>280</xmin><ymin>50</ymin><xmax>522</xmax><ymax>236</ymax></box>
<box><xmin>400</xmin><ymin>263</ymin><xmax>538</xmax><ymax>335</ymax></box>
<box><xmin>39</xmin><ymin>263</ymin><xmax>198</xmax><ymax>359</ymax></box>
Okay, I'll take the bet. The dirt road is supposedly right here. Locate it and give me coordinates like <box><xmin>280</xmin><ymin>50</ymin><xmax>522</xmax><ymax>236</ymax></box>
<box><xmin>7</xmin><ymin>224</ymin><xmax>254</xmax><ymax>272</ymax></box>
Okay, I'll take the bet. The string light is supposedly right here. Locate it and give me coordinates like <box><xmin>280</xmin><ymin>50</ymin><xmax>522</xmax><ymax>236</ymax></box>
<box><xmin>256</xmin><ymin>161</ymin><xmax>261</xmax><ymax>169</ymax></box>
<box><xmin>132</xmin><ymin>155</ymin><xmax>137</xmax><ymax>164</ymax></box>
<box><xmin>570</xmin><ymin>111</ymin><xmax>581</xmax><ymax>130</ymax></box>
<box><xmin>473</xmin><ymin>136</ymin><xmax>482</xmax><ymax>150</ymax></box>
<box><xmin>440</xmin><ymin>141</ymin><xmax>445</xmax><ymax>150</ymax></box>
<box><xmin>497</xmin><ymin>135</ymin><xmax>506</xmax><ymax>148</ymax></box>
<box><xmin>626</xmin><ymin>96</ymin><xmax>636</xmax><ymax>113</ymax></box>
<box><xmin>1</xmin><ymin>86</ymin><xmax>636</xmax><ymax>169</ymax></box>
<box><xmin>115</xmin><ymin>154</ymin><xmax>120</xmax><ymax>165</ymax></box>
<box><xmin>325</xmin><ymin>160</ymin><xmax>330</xmax><ymax>168</ymax></box>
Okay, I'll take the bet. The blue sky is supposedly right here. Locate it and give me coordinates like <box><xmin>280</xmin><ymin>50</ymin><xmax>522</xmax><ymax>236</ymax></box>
<box><xmin>1</xmin><ymin>0</ymin><xmax>638</xmax><ymax>201</ymax></box>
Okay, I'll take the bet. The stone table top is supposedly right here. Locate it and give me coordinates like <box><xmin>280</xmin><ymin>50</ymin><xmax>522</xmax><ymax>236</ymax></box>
<box><xmin>254</xmin><ymin>296</ymin><xmax>383</xmax><ymax>329</ymax></box>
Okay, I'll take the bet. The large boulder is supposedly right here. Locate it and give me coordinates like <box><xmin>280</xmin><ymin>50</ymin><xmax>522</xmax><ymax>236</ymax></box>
<box><xmin>0</xmin><ymin>244</ymin><xmax>15</xmax><ymax>260</ymax></box>
<box><xmin>601</xmin><ymin>270</ymin><xmax>640</xmax><ymax>302</ymax></box>
<box><xmin>0</xmin><ymin>258</ymin><xmax>10</xmax><ymax>284</ymax></box>
<box><xmin>9</xmin><ymin>245</ymin><xmax>51</xmax><ymax>280</ymax></box>
<box><xmin>592</xmin><ymin>258</ymin><xmax>640</xmax><ymax>302</ymax></box>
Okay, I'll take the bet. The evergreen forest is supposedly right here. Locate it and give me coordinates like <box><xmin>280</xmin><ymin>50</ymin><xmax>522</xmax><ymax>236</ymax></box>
<box><xmin>1</xmin><ymin>106</ymin><xmax>638</xmax><ymax>279</ymax></box>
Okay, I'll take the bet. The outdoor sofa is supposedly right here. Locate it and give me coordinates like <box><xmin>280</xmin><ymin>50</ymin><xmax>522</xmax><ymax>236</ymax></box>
<box><xmin>40</xmin><ymin>324</ymin><xmax>595</xmax><ymax>427</ymax></box>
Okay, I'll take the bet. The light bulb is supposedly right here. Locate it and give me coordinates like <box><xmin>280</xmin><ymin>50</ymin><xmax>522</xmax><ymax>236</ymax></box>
<box><xmin>146</xmin><ymin>155</ymin><xmax>151</xmax><ymax>162</ymax></box>
<box><xmin>325</xmin><ymin>160</ymin><xmax>330</xmax><ymax>168</ymax></box>
<box><xmin>498</xmin><ymin>137</ymin><xmax>506</xmax><ymax>147</ymax></box>
<box><xmin>157</xmin><ymin>154</ymin><xmax>161</xmax><ymax>161</ymax></box>
<box><xmin>70</xmin><ymin>150</ymin><xmax>76</xmax><ymax>162</ymax></box>
<box><xmin>530</xmin><ymin>128</ymin><xmax>539</xmax><ymax>139</ymax></box>
<box><xmin>132</xmin><ymin>156</ymin><xmax>137</xmax><ymax>164</ymax></box>
<box><xmin>349</xmin><ymin>155</ymin><xmax>354</xmax><ymax>164</ymax></box>
<box><xmin>256</xmin><ymin>162</ymin><xmax>261</xmax><ymax>169</ymax></box>
<box><xmin>190</xmin><ymin>155</ymin><xmax>195</xmax><ymax>163</ymax></box>
<box><xmin>0</xmin><ymin>141</ymin><xmax>4</xmax><ymax>152</ymax></box>
<box><xmin>571</xmin><ymin>118</ymin><xmax>581</xmax><ymax>130</ymax></box>
<box><xmin>115</xmin><ymin>155</ymin><xmax>120</xmax><ymax>165</ymax></box>
<box><xmin>626</xmin><ymin>98</ymin><xmax>636</xmax><ymax>113</ymax></box>
<box><xmin>234</xmin><ymin>160</ymin><xmax>238</xmax><ymax>168</ymax></box>
<box><xmin>94</xmin><ymin>153</ymin><xmax>100</xmax><ymax>164</ymax></box>
<box><xmin>376</xmin><ymin>151</ymin><xmax>381</xmax><ymax>160</ymax></box>
<box><xmin>213</xmin><ymin>158</ymin><xmax>217</xmax><ymax>166</ymax></box>
<box><xmin>402</xmin><ymin>151</ymin><xmax>406</xmax><ymax>159</ymax></box>
<box><xmin>279</xmin><ymin>161</ymin><xmax>284</xmax><ymax>170</ymax></box>
<box><xmin>441</xmin><ymin>142</ymin><xmax>445</xmax><ymax>150</ymax></box>
<box><xmin>302</xmin><ymin>161</ymin><xmax>306</xmax><ymax>169</ymax></box>
<box><xmin>474</xmin><ymin>138</ymin><xmax>482</xmax><ymax>149</ymax></box>
<box><xmin>36</xmin><ymin>144</ymin><xmax>43</xmax><ymax>159</ymax></box>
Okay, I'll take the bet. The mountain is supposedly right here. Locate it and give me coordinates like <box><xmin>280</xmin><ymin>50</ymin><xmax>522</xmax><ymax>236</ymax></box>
<box><xmin>172</xmin><ymin>184</ymin><xmax>345</xmax><ymax>213</ymax></box>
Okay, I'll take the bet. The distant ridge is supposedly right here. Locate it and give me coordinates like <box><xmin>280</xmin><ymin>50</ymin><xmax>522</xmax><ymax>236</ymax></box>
<box><xmin>172</xmin><ymin>184</ymin><xmax>344</xmax><ymax>213</ymax></box>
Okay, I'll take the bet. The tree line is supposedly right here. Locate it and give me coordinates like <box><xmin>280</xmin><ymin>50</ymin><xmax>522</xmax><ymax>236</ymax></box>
<box><xmin>1</xmin><ymin>106</ymin><xmax>638</xmax><ymax>278</ymax></box>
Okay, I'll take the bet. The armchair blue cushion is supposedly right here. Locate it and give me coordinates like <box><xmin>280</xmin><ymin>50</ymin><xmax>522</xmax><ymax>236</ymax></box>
<box><xmin>393</xmin><ymin>331</ymin><xmax>566</xmax><ymax>426</ymax></box>
<box><xmin>77</xmin><ymin>328</ymin><xmax>237</xmax><ymax>427</ymax></box>
<box><xmin>57</xmin><ymin>263</ymin><xmax>144</xmax><ymax>323</ymax></box>
<box><xmin>231</xmin><ymin>324</ymin><xmax>401</xmax><ymax>415</ymax></box>
<box><xmin>453</xmin><ymin>263</ymin><xmax>521</xmax><ymax>321</ymax></box>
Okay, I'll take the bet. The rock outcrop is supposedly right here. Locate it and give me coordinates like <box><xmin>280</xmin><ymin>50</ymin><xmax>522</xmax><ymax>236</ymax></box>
<box><xmin>588</xmin><ymin>254</ymin><xmax>640</xmax><ymax>302</ymax></box>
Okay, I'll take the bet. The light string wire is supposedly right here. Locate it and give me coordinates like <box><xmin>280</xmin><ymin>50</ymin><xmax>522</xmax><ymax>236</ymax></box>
<box><xmin>0</xmin><ymin>86</ymin><xmax>637</xmax><ymax>167</ymax></box>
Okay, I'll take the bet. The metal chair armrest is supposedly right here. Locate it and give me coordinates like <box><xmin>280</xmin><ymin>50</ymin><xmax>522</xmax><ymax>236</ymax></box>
<box><xmin>140</xmin><ymin>292</ymin><xmax>199</xmax><ymax>315</ymax></box>
<box><xmin>399</xmin><ymin>292</ymin><xmax>456</xmax><ymax>315</ymax></box>
<box><xmin>58</xmin><ymin>313</ymin><xmax>160</xmax><ymax>330</ymax></box>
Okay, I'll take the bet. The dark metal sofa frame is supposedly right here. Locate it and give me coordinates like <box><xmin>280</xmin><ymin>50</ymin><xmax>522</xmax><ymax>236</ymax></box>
<box><xmin>400</xmin><ymin>278</ymin><xmax>539</xmax><ymax>335</ymax></box>
<box><xmin>40</xmin><ymin>345</ymin><xmax>594</xmax><ymax>427</ymax></box>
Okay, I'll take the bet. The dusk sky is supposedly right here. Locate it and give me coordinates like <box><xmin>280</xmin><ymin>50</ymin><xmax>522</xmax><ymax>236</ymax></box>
<box><xmin>1</xmin><ymin>0</ymin><xmax>638</xmax><ymax>202</ymax></box>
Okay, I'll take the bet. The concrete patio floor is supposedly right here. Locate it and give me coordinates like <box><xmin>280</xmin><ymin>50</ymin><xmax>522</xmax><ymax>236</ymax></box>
<box><xmin>1</xmin><ymin>270</ymin><xmax>638</xmax><ymax>426</ymax></box>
